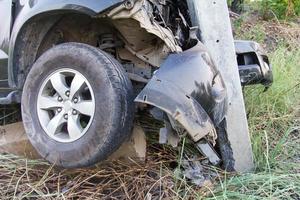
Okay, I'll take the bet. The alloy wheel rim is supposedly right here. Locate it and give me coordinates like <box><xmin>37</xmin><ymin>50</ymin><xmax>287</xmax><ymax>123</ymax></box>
<box><xmin>37</xmin><ymin>68</ymin><xmax>95</xmax><ymax>143</ymax></box>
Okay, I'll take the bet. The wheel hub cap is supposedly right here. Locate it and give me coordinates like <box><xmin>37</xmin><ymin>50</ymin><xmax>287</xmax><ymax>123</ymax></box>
<box><xmin>64</xmin><ymin>101</ymin><xmax>72</xmax><ymax>112</ymax></box>
<box><xmin>37</xmin><ymin>68</ymin><xmax>95</xmax><ymax>143</ymax></box>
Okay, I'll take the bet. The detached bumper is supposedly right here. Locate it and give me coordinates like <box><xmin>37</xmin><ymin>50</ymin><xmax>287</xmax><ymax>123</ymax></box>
<box><xmin>135</xmin><ymin>42</ymin><xmax>227</xmax><ymax>142</ymax></box>
<box><xmin>235</xmin><ymin>40</ymin><xmax>273</xmax><ymax>86</ymax></box>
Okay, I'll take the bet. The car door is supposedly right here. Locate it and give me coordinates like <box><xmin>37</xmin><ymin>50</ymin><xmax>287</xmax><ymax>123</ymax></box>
<box><xmin>0</xmin><ymin>0</ymin><xmax>13</xmax><ymax>89</ymax></box>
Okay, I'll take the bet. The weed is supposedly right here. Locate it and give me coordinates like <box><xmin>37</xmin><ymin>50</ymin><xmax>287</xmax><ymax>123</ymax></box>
<box><xmin>205</xmin><ymin>24</ymin><xmax>300</xmax><ymax>199</ymax></box>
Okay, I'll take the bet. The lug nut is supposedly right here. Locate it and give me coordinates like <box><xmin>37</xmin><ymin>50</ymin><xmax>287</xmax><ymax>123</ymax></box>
<box><xmin>73</xmin><ymin>98</ymin><xmax>78</xmax><ymax>103</ymax></box>
<box><xmin>58</xmin><ymin>96</ymin><xmax>63</xmax><ymax>102</ymax></box>
<box><xmin>65</xmin><ymin>91</ymin><xmax>70</xmax><ymax>97</ymax></box>
<box><xmin>72</xmin><ymin>110</ymin><xmax>78</xmax><ymax>115</ymax></box>
<box><xmin>57</xmin><ymin>108</ymin><xmax>62</xmax><ymax>113</ymax></box>
<box><xmin>64</xmin><ymin>114</ymin><xmax>68</xmax><ymax>120</ymax></box>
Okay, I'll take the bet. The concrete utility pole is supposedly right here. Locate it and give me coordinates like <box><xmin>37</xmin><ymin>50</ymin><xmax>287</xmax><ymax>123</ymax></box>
<box><xmin>187</xmin><ymin>0</ymin><xmax>254</xmax><ymax>172</ymax></box>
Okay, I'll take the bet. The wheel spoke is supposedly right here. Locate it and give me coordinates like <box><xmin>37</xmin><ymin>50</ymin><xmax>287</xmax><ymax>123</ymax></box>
<box><xmin>69</xmin><ymin>74</ymin><xmax>85</xmax><ymax>99</ymax></box>
<box><xmin>50</xmin><ymin>73</ymin><xmax>69</xmax><ymax>99</ymax></box>
<box><xmin>38</xmin><ymin>96</ymin><xmax>62</xmax><ymax>110</ymax></box>
<box><xmin>67</xmin><ymin>115</ymin><xmax>82</xmax><ymax>140</ymax></box>
<box><xmin>38</xmin><ymin>68</ymin><xmax>95</xmax><ymax>143</ymax></box>
<box><xmin>73</xmin><ymin>101</ymin><xmax>94</xmax><ymax>116</ymax></box>
<box><xmin>46</xmin><ymin>112</ymin><xmax>65</xmax><ymax>136</ymax></box>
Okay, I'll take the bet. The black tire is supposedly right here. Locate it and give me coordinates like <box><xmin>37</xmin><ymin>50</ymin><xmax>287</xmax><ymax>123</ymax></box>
<box><xmin>21</xmin><ymin>43</ymin><xmax>134</xmax><ymax>168</ymax></box>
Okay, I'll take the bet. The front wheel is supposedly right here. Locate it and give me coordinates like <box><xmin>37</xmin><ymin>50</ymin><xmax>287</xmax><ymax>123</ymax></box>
<box><xmin>22</xmin><ymin>43</ymin><xmax>134</xmax><ymax>168</ymax></box>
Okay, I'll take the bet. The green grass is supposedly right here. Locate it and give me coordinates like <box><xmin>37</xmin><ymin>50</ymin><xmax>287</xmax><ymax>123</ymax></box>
<box><xmin>242</xmin><ymin>0</ymin><xmax>300</xmax><ymax>20</ymax></box>
<box><xmin>235</xmin><ymin>22</ymin><xmax>267</xmax><ymax>44</ymax></box>
<box><xmin>247</xmin><ymin>46</ymin><xmax>300</xmax><ymax>169</ymax></box>
<box><xmin>204</xmin><ymin>42</ymin><xmax>300</xmax><ymax>199</ymax></box>
<box><xmin>168</xmin><ymin>46</ymin><xmax>300</xmax><ymax>199</ymax></box>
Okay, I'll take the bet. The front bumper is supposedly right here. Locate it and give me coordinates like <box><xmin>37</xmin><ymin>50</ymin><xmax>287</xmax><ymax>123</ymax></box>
<box><xmin>135</xmin><ymin>41</ymin><xmax>228</xmax><ymax>142</ymax></box>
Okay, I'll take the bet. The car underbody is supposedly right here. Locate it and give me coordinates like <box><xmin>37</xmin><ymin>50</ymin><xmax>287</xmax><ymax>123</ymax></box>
<box><xmin>0</xmin><ymin>0</ymin><xmax>273</xmax><ymax>168</ymax></box>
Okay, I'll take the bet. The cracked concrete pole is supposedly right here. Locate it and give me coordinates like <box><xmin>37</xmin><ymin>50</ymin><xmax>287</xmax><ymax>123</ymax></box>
<box><xmin>188</xmin><ymin>0</ymin><xmax>254</xmax><ymax>172</ymax></box>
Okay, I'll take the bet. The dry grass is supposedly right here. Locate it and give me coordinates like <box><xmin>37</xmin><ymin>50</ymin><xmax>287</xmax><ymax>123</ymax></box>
<box><xmin>0</xmin><ymin>138</ymin><xmax>222</xmax><ymax>199</ymax></box>
<box><xmin>0</xmin><ymin>112</ymin><xmax>224</xmax><ymax>199</ymax></box>
<box><xmin>233</xmin><ymin>11</ymin><xmax>300</xmax><ymax>51</ymax></box>
<box><xmin>0</xmin><ymin>105</ymin><xmax>21</xmax><ymax>126</ymax></box>
<box><xmin>0</xmin><ymin>155</ymin><xmax>175</xmax><ymax>199</ymax></box>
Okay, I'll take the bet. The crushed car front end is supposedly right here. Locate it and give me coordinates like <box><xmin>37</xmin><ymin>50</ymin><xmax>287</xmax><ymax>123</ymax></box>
<box><xmin>1</xmin><ymin>0</ymin><xmax>273</xmax><ymax>168</ymax></box>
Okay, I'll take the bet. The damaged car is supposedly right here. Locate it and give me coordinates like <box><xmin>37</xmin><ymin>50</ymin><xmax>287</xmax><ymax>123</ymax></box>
<box><xmin>0</xmin><ymin>0</ymin><xmax>272</xmax><ymax>168</ymax></box>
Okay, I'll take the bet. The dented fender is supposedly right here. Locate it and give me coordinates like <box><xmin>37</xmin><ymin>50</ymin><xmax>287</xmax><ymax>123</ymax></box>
<box><xmin>135</xmin><ymin>42</ymin><xmax>228</xmax><ymax>142</ymax></box>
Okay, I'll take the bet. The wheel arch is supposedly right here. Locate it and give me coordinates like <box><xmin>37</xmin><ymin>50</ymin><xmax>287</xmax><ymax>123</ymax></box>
<box><xmin>8</xmin><ymin>1</ymin><xmax>123</xmax><ymax>88</ymax></box>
